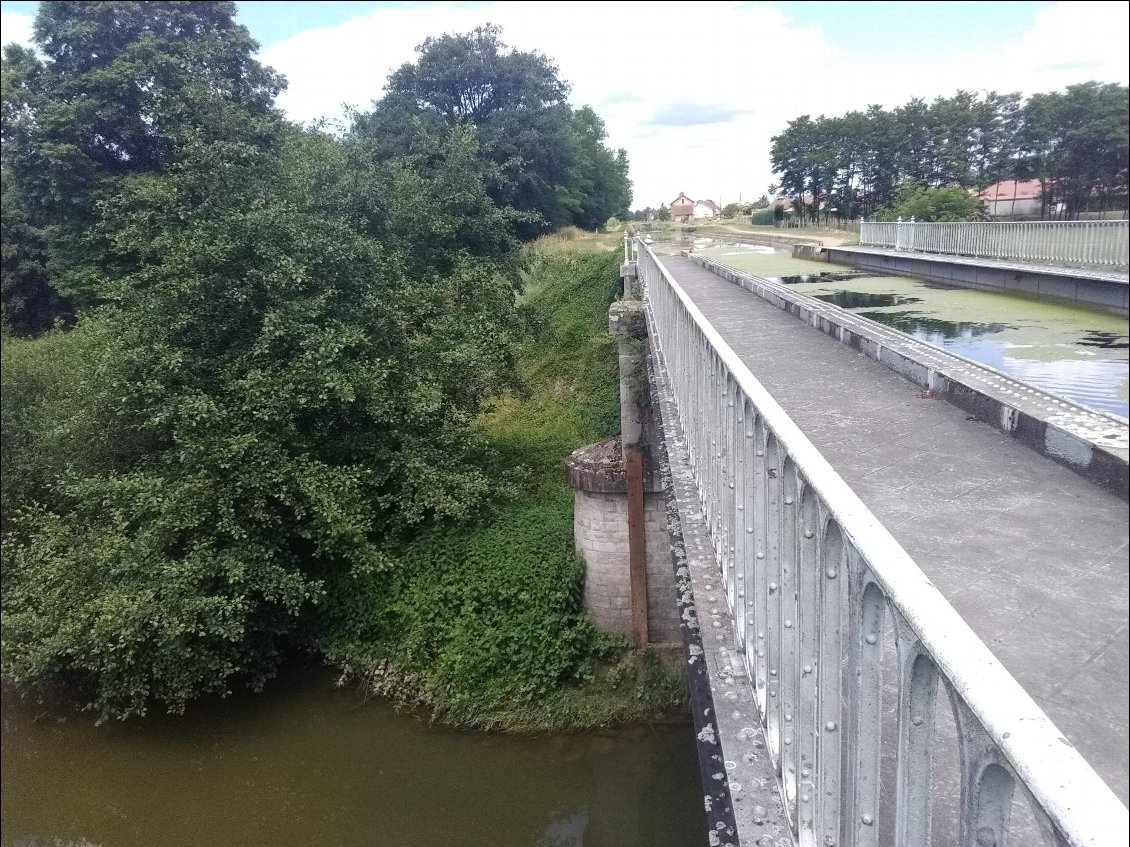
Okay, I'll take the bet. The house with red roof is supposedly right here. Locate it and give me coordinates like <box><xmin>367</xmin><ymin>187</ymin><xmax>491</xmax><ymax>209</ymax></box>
<box><xmin>980</xmin><ymin>179</ymin><xmax>1043</xmax><ymax>218</ymax></box>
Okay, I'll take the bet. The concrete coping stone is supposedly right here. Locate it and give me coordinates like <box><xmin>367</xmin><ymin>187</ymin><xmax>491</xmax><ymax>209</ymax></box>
<box><xmin>688</xmin><ymin>253</ymin><xmax>1130</xmax><ymax>499</ymax></box>
<box><xmin>831</xmin><ymin>244</ymin><xmax>1129</xmax><ymax>284</ymax></box>
<box><xmin>609</xmin><ymin>298</ymin><xmax>647</xmax><ymax>338</ymax></box>
<box><xmin>565</xmin><ymin>437</ymin><xmax>663</xmax><ymax>494</ymax></box>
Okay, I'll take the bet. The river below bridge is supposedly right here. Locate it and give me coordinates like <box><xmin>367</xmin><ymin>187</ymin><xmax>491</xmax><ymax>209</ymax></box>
<box><xmin>1</xmin><ymin>665</ymin><xmax>707</xmax><ymax>847</ymax></box>
<box><xmin>677</xmin><ymin>240</ymin><xmax>1129</xmax><ymax>418</ymax></box>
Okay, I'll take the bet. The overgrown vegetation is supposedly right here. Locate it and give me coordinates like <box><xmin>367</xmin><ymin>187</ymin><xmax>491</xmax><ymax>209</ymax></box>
<box><xmin>326</xmin><ymin>250</ymin><xmax>686</xmax><ymax>730</ymax></box>
<box><xmin>0</xmin><ymin>3</ymin><xmax>668</xmax><ymax>725</ymax></box>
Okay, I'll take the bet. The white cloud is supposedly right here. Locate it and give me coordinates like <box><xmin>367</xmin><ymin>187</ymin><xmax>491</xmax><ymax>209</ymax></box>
<box><xmin>262</xmin><ymin>1</ymin><xmax>841</xmax><ymax>207</ymax></box>
<box><xmin>0</xmin><ymin>10</ymin><xmax>34</xmax><ymax>49</ymax></box>
<box><xmin>9</xmin><ymin>1</ymin><xmax>1124</xmax><ymax>209</ymax></box>
<box><xmin>1003</xmin><ymin>1</ymin><xmax>1129</xmax><ymax>89</ymax></box>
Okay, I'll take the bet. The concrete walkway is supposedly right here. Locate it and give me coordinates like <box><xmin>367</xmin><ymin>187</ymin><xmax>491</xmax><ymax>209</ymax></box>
<box><xmin>658</xmin><ymin>254</ymin><xmax>1130</xmax><ymax>802</ymax></box>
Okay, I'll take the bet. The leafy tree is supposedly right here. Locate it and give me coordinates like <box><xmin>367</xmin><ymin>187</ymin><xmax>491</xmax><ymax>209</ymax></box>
<box><xmin>1018</xmin><ymin>82</ymin><xmax>1128</xmax><ymax>218</ymax></box>
<box><xmin>1</xmin><ymin>175</ymin><xmax>63</xmax><ymax>334</ymax></box>
<box><xmin>655</xmin><ymin>204</ymin><xmax>671</xmax><ymax>222</ymax></box>
<box><xmin>357</xmin><ymin>24</ymin><xmax>630</xmax><ymax>237</ymax></box>
<box><xmin>1</xmin><ymin>10</ymin><xmax>639</xmax><ymax>724</ymax></box>
<box><xmin>1</xmin><ymin>125</ymin><xmax>527</xmax><ymax>720</ymax></box>
<box><xmin>0</xmin><ymin>1</ymin><xmax>284</xmax><ymax>329</ymax></box>
<box><xmin>877</xmin><ymin>184</ymin><xmax>985</xmax><ymax>222</ymax></box>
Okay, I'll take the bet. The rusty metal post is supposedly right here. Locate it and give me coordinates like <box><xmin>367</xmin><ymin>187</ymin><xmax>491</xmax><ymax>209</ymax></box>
<box><xmin>609</xmin><ymin>298</ymin><xmax>648</xmax><ymax>646</ymax></box>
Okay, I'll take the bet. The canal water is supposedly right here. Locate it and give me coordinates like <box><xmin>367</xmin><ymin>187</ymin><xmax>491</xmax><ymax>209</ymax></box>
<box><xmin>1</xmin><ymin>665</ymin><xmax>707</xmax><ymax>847</ymax></box>
<box><xmin>691</xmin><ymin>242</ymin><xmax>1129</xmax><ymax>419</ymax></box>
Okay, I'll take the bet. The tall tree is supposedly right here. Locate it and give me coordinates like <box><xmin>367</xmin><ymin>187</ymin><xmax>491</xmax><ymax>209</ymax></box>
<box><xmin>356</xmin><ymin>24</ymin><xmax>630</xmax><ymax>237</ymax></box>
<box><xmin>2</xmin><ymin>125</ymin><xmax>528</xmax><ymax>720</ymax></box>
<box><xmin>0</xmin><ymin>1</ymin><xmax>284</xmax><ymax>329</ymax></box>
<box><xmin>1019</xmin><ymin>82</ymin><xmax>1129</xmax><ymax>218</ymax></box>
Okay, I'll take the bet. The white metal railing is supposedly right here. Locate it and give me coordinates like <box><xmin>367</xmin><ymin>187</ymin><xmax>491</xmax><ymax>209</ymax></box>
<box><xmin>859</xmin><ymin>219</ymin><xmax>1130</xmax><ymax>271</ymax></box>
<box><xmin>637</xmin><ymin>238</ymin><xmax>1128</xmax><ymax>847</ymax></box>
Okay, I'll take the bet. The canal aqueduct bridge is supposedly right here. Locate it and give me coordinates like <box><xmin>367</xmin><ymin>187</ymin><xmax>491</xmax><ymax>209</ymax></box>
<box><xmin>568</xmin><ymin>230</ymin><xmax>1129</xmax><ymax>847</ymax></box>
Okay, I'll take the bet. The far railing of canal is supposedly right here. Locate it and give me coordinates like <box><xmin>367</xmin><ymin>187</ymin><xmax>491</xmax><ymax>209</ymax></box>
<box><xmin>635</xmin><ymin>236</ymin><xmax>1128</xmax><ymax>847</ymax></box>
<box><xmin>859</xmin><ymin>219</ymin><xmax>1129</xmax><ymax>273</ymax></box>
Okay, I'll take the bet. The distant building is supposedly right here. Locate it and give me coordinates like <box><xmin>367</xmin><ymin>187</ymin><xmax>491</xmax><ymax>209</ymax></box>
<box><xmin>980</xmin><ymin>179</ymin><xmax>1043</xmax><ymax>218</ymax></box>
<box><xmin>670</xmin><ymin>192</ymin><xmax>694</xmax><ymax>222</ymax></box>
<box><xmin>693</xmin><ymin>199</ymin><xmax>722</xmax><ymax>219</ymax></box>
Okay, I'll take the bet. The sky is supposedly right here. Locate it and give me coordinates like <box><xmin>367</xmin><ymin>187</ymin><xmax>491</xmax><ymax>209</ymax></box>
<box><xmin>1</xmin><ymin>1</ymin><xmax>1128</xmax><ymax>208</ymax></box>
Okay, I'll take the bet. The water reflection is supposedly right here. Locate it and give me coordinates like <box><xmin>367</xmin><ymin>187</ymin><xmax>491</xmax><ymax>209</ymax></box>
<box><xmin>777</xmin><ymin>271</ymin><xmax>877</xmax><ymax>285</ymax></box>
<box><xmin>1080</xmin><ymin>331</ymin><xmax>1130</xmax><ymax>350</ymax></box>
<box><xmin>813</xmin><ymin>292</ymin><xmax>923</xmax><ymax>309</ymax></box>
<box><xmin>693</xmin><ymin>242</ymin><xmax>1129</xmax><ymax>417</ymax></box>
<box><xmin>854</xmin><ymin>310</ymin><xmax>1014</xmax><ymax>340</ymax></box>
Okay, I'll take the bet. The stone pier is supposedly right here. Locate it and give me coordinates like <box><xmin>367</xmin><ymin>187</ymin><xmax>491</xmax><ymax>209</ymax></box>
<box><xmin>565</xmin><ymin>439</ymin><xmax>679</xmax><ymax>644</ymax></box>
<box><xmin>565</xmin><ymin>266</ymin><xmax>680</xmax><ymax>646</ymax></box>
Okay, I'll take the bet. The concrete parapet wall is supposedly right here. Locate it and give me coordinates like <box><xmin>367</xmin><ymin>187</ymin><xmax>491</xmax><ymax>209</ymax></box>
<box><xmin>826</xmin><ymin>246</ymin><xmax>1129</xmax><ymax>316</ymax></box>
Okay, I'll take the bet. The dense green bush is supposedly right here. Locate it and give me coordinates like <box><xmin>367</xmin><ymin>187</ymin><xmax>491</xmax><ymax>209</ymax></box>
<box><xmin>1</xmin><ymin>128</ymin><xmax>527</xmax><ymax>720</ymax></box>
<box><xmin>750</xmin><ymin>208</ymin><xmax>777</xmax><ymax>226</ymax></box>
<box><xmin>876</xmin><ymin>184</ymin><xmax>987</xmax><ymax>222</ymax></box>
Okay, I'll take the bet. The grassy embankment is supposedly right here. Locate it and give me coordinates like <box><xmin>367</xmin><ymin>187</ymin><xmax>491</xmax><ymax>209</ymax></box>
<box><xmin>325</xmin><ymin>228</ymin><xmax>689</xmax><ymax>731</ymax></box>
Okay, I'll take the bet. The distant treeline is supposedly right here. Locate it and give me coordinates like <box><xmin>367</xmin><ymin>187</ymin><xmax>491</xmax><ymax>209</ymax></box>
<box><xmin>770</xmin><ymin>83</ymin><xmax>1129</xmax><ymax>221</ymax></box>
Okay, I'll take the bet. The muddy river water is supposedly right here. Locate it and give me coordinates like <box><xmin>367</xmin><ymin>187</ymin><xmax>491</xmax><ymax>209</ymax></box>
<box><xmin>1</xmin><ymin>665</ymin><xmax>707</xmax><ymax>847</ymax></box>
